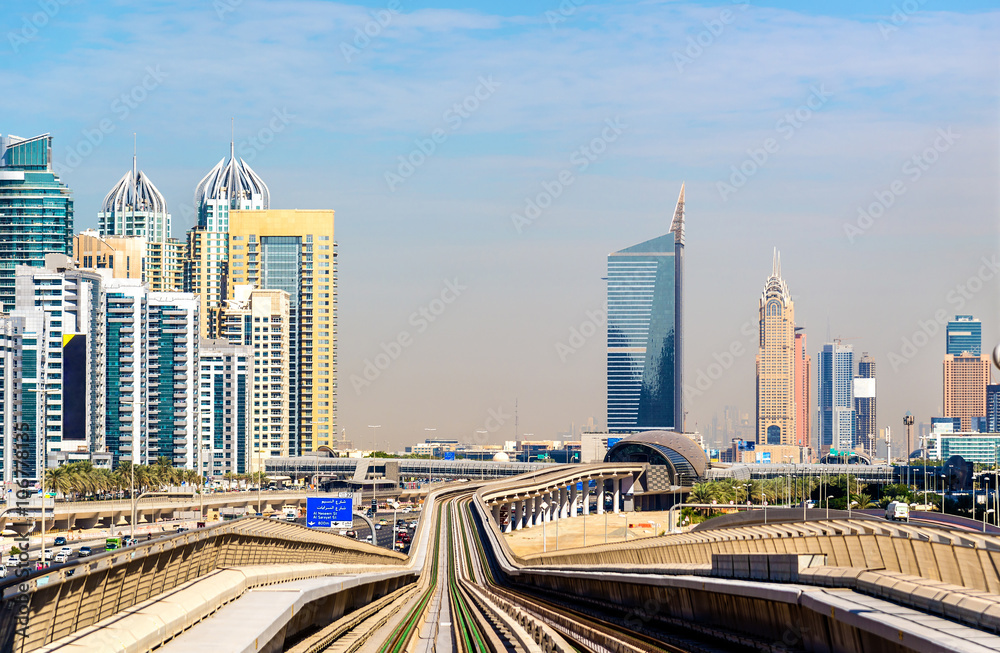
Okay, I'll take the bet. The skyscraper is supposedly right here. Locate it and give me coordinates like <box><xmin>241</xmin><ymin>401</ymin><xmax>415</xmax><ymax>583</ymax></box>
<box><xmin>818</xmin><ymin>341</ymin><xmax>855</xmax><ymax>452</ymax></box>
<box><xmin>794</xmin><ymin>329</ymin><xmax>811</xmax><ymax>449</ymax></box>
<box><xmin>947</xmin><ymin>315</ymin><xmax>981</xmax><ymax>356</ymax></box>
<box><xmin>987</xmin><ymin>385</ymin><xmax>1000</xmax><ymax>433</ymax></box>
<box><xmin>186</xmin><ymin>140</ymin><xmax>271</xmax><ymax>338</ymax></box>
<box><xmin>223</xmin><ymin>285</ymin><xmax>290</xmax><ymax>471</ymax></box>
<box><xmin>227</xmin><ymin>210</ymin><xmax>336</xmax><ymax>452</ymax></box>
<box><xmin>607</xmin><ymin>185</ymin><xmax>684</xmax><ymax>434</ymax></box>
<box><xmin>74</xmin><ymin>229</ymin><xmax>145</xmax><ymax>280</ymax></box>
<box><xmin>943</xmin><ymin>353</ymin><xmax>990</xmax><ymax>432</ymax></box>
<box><xmin>12</xmin><ymin>254</ymin><xmax>105</xmax><ymax>474</ymax></box>
<box><xmin>854</xmin><ymin>353</ymin><xmax>877</xmax><ymax>456</ymax></box>
<box><xmin>198</xmin><ymin>338</ymin><xmax>252</xmax><ymax>479</ymax></box>
<box><xmin>756</xmin><ymin>250</ymin><xmax>796</xmax><ymax>445</ymax></box>
<box><xmin>98</xmin><ymin>151</ymin><xmax>171</xmax><ymax>243</ymax></box>
<box><xmin>0</xmin><ymin>134</ymin><xmax>73</xmax><ymax>312</ymax></box>
<box><xmin>0</xmin><ymin>314</ymin><xmax>24</xmax><ymax>481</ymax></box>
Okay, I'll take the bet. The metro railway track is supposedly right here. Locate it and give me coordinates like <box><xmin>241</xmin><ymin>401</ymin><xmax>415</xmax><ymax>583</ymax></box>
<box><xmin>288</xmin><ymin>488</ymin><xmax>716</xmax><ymax>652</ymax></box>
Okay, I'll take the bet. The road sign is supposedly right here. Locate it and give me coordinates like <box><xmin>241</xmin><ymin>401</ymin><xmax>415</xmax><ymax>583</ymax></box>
<box><xmin>443</xmin><ymin>451</ymin><xmax>456</xmax><ymax>461</ymax></box>
<box><xmin>306</xmin><ymin>496</ymin><xmax>353</xmax><ymax>529</ymax></box>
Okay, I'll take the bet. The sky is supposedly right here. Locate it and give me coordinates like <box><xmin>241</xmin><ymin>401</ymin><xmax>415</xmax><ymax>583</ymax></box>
<box><xmin>1</xmin><ymin>0</ymin><xmax>998</xmax><ymax>452</ymax></box>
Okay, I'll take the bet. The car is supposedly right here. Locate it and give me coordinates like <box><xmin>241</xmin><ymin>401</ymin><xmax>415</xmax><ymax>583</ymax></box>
<box><xmin>53</xmin><ymin>537</ymin><xmax>67</xmax><ymax>546</ymax></box>
<box><xmin>41</xmin><ymin>550</ymin><xmax>54</xmax><ymax>562</ymax></box>
<box><xmin>378</xmin><ymin>519</ymin><xmax>387</xmax><ymax>525</ymax></box>
<box><xmin>364</xmin><ymin>535</ymin><xmax>372</xmax><ymax>543</ymax></box>
<box><xmin>77</xmin><ymin>546</ymin><xmax>92</xmax><ymax>557</ymax></box>
<box><xmin>175</xmin><ymin>527</ymin><xmax>189</xmax><ymax>534</ymax></box>
<box><xmin>53</xmin><ymin>553</ymin><xmax>69</xmax><ymax>564</ymax></box>
<box><xmin>59</xmin><ymin>547</ymin><xmax>72</xmax><ymax>557</ymax></box>
<box><xmin>345</xmin><ymin>530</ymin><xmax>357</xmax><ymax>539</ymax></box>
<box><xmin>5</xmin><ymin>556</ymin><xmax>20</xmax><ymax>568</ymax></box>
<box><xmin>374</xmin><ymin>524</ymin><xmax>381</xmax><ymax>530</ymax></box>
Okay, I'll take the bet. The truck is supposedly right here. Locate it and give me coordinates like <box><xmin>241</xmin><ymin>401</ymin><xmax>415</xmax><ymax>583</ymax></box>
<box><xmin>885</xmin><ymin>501</ymin><xmax>909</xmax><ymax>521</ymax></box>
<box><xmin>105</xmin><ymin>537</ymin><xmax>122</xmax><ymax>551</ymax></box>
<box><xmin>283</xmin><ymin>505</ymin><xmax>298</xmax><ymax>521</ymax></box>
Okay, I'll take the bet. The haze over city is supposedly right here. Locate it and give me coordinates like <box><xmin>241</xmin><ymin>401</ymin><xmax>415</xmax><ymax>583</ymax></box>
<box><xmin>3</xmin><ymin>0</ymin><xmax>997</xmax><ymax>449</ymax></box>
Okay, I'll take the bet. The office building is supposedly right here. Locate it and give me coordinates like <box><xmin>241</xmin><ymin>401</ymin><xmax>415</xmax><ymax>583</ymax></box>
<box><xmin>943</xmin><ymin>353</ymin><xmax>990</xmax><ymax>432</ymax></box>
<box><xmin>794</xmin><ymin>330</ymin><xmax>811</xmax><ymax>449</ymax></box>
<box><xmin>223</xmin><ymin>285</ymin><xmax>290</xmax><ymax>471</ymax></box>
<box><xmin>198</xmin><ymin>339</ymin><xmax>252</xmax><ymax>479</ymax></box>
<box><xmin>184</xmin><ymin>227</ymin><xmax>228</xmax><ymax>338</ymax></box>
<box><xmin>98</xmin><ymin>152</ymin><xmax>171</xmax><ymax>243</ymax></box>
<box><xmin>947</xmin><ymin>315</ymin><xmax>981</xmax><ymax>356</ymax></box>
<box><xmin>926</xmin><ymin>431</ymin><xmax>1000</xmax><ymax>465</ymax></box>
<box><xmin>0</xmin><ymin>134</ymin><xmax>73</xmax><ymax>312</ymax></box>
<box><xmin>73</xmin><ymin>229</ymin><xmax>145</xmax><ymax>280</ymax></box>
<box><xmin>987</xmin><ymin>384</ymin><xmax>1000</xmax><ymax>433</ymax></box>
<box><xmin>854</xmin><ymin>353</ymin><xmax>877</xmax><ymax>456</ymax></box>
<box><xmin>12</xmin><ymin>254</ymin><xmax>105</xmax><ymax>475</ymax></box>
<box><xmin>818</xmin><ymin>341</ymin><xmax>855</xmax><ymax>452</ymax></box>
<box><xmin>756</xmin><ymin>250</ymin><xmax>796</xmax><ymax>445</ymax></box>
<box><xmin>228</xmin><ymin>209</ymin><xmax>336</xmax><ymax>452</ymax></box>
<box><xmin>607</xmin><ymin>185</ymin><xmax>684</xmax><ymax>433</ymax></box>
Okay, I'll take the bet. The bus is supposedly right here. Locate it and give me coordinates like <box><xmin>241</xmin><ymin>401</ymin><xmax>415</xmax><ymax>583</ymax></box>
<box><xmin>105</xmin><ymin>537</ymin><xmax>123</xmax><ymax>551</ymax></box>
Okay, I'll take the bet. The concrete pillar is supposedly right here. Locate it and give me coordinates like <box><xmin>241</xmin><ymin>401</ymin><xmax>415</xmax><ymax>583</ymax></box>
<box><xmin>533</xmin><ymin>496</ymin><xmax>541</xmax><ymax>526</ymax></box>
<box><xmin>517</xmin><ymin>500</ymin><xmax>526</xmax><ymax>530</ymax></box>
<box><xmin>559</xmin><ymin>487</ymin><xmax>568</xmax><ymax>519</ymax></box>
<box><xmin>492</xmin><ymin>503</ymin><xmax>501</xmax><ymax>525</ymax></box>
<box><xmin>504</xmin><ymin>503</ymin><xmax>513</xmax><ymax>533</ymax></box>
<box><xmin>569</xmin><ymin>484</ymin><xmax>578</xmax><ymax>517</ymax></box>
<box><xmin>583</xmin><ymin>478</ymin><xmax>590</xmax><ymax>516</ymax></box>
<box><xmin>613</xmin><ymin>477</ymin><xmax>621</xmax><ymax>514</ymax></box>
<box><xmin>597</xmin><ymin>477</ymin><xmax>605</xmax><ymax>515</ymax></box>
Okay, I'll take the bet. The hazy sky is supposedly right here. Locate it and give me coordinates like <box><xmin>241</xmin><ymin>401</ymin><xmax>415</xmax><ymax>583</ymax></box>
<box><xmin>3</xmin><ymin>0</ymin><xmax>998</xmax><ymax>452</ymax></box>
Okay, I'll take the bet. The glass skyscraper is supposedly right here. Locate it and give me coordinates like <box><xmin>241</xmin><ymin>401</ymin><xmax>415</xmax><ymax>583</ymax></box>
<box><xmin>0</xmin><ymin>134</ymin><xmax>73</xmax><ymax>312</ymax></box>
<box><xmin>947</xmin><ymin>315</ymin><xmax>981</xmax><ymax>356</ymax></box>
<box><xmin>818</xmin><ymin>342</ymin><xmax>855</xmax><ymax>451</ymax></box>
<box><xmin>607</xmin><ymin>186</ymin><xmax>684</xmax><ymax>434</ymax></box>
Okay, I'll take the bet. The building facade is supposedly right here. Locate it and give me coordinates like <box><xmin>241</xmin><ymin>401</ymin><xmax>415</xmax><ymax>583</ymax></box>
<box><xmin>12</xmin><ymin>255</ymin><xmax>105</xmax><ymax>475</ymax></box>
<box><xmin>756</xmin><ymin>250</ymin><xmax>796</xmax><ymax>445</ymax></box>
<box><xmin>0</xmin><ymin>315</ymin><xmax>24</xmax><ymax>482</ymax></box>
<box><xmin>854</xmin><ymin>352</ymin><xmax>877</xmax><ymax>456</ymax></box>
<box><xmin>223</xmin><ymin>285</ymin><xmax>290</xmax><ymax>471</ymax></box>
<box><xmin>927</xmin><ymin>431</ymin><xmax>1000</xmax><ymax>465</ymax></box>
<box><xmin>198</xmin><ymin>338</ymin><xmax>251</xmax><ymax>479</ymax></box>
<box><xmin>184</xmin><ymin>227</ymin><xmax>229</xmax><ymax>338</ymax></box>
<box><xmin>74</xmin><ymin>230</ymin><xmax>145</xmax><ymax>280</ymax></box>
<box><xmin>818</xmin><ymin>341</ymin><xmax>855</xmax><ymax>452</ymax></box>
<box><xmin>228</xmin><ymin>209</ymin><xmax>336</xmax><ymax>452</ymax></box>
<box><xmin>987</xmin><ymin>384</ymin><xmax>1000</xmax><ymax>433</ymax></box>
<box><xmin>943</xmin><ymin>353</ymin><xmax>990</xmax><ymax>432</ymax></box>
<box><xmin>0</xmin><ymin>134</ymin><xmax>73</xmax><ymax>312</ymax></box>
<box><xmin>947</xmin><ymin>315</ymin><xmax>981</xmax><ymax>356</ymax></box>
<box><xmin>607</xmin><ymin>186</ymin><xmax>684</xmax><ymax>434</ymax></box>
<box><xmin>794</xmin><ymin>330</ymin><xmax>811</xmax><ymax>449</ymax></box>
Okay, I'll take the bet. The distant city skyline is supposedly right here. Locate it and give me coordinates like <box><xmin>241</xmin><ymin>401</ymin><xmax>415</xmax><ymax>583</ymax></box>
<box><xmin>1</xmin><ymin>1</ymin><xmax>996</xmax><ymax>449</ymax></box>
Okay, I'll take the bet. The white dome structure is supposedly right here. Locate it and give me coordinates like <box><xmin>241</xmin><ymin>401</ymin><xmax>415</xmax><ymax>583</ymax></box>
<box><xmin>492</xmin><ymin>452</ymin><xmax>510</xmax><ymax>463</ymax></box>
<box><xmin>194</xmin><ymin>141</ymin><xmax>270</xmax><ymax>231</ymax></box>
<box><xmin>98</xmin><ymin>152</ymin><xmax>171</xmax><ymax>242</ymax></box>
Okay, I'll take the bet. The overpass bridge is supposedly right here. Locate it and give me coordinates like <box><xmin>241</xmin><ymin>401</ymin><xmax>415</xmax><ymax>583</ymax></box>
<box><xmin>7</xmin><ymin>463</ymin><xmax>1000</xmax><ymax>652</ymax></box>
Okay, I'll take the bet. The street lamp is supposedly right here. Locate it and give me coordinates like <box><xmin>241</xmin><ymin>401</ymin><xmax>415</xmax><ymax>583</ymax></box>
<box><xmin>367</xmin><ymin>425</ymin><xmax>381</xmax><ymax>456</ymax></box>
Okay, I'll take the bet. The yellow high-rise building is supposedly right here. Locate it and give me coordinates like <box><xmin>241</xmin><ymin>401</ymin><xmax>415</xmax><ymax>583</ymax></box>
<box><xmin>227</xmin><ymin>209</ymin><xmax>336</xmax><ymax>452</ymax></box>
<box><xmin>757</xmin><ymin>250</ymin><xmax>797</xmax><ymax>445</ymax></box>
<box><xmin>184</xmin><ymin>227</ymin><xmax>229</xmax><ymax>338</ymax></box>
<box><xmin>147</xmin><ymin>239</ymin><xmax>185</xmax><ymax>292</ymax></box>
<box><xmin>73</xmin><ymin>229</ymin><xmax>145</xmax><ymax>280</ymax></box>
<box><xmin>943</xmin><ymin>354</ymin><xmax>990</xmax><ymax>432</ymax></box>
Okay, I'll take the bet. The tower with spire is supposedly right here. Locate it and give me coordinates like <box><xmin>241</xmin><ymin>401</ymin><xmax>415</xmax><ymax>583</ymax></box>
<box><xmin>607</xmin><ymin>184</ymin><xmax>686</xmax><ymax>434</ymax></box>
<box><xmin>98</xmin><ymin>136</ymin><xmax>171</xmax><ymax>243</ymax></box>
<box><xmin>185</xmin><ymin>127</ymin><xmax>272</xmax><ymax>338</ymax></box>
<box><xmin>756</xmin><ymin>249</ymin><xmax>797</xmax><ymax>446</ymax></box>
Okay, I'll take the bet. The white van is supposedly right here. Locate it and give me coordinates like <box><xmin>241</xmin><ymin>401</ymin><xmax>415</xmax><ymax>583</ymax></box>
<box><xmin>885</xmin><ymin>501</ymin><xmax>909</xmax><ymax>521</ymax></box>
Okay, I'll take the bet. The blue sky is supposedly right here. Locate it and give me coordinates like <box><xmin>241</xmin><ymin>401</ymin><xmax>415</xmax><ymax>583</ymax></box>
<box><xmin>2</xmin><ymin>0</ymin><xmax>998</xmax><ymax>451</ymax></box>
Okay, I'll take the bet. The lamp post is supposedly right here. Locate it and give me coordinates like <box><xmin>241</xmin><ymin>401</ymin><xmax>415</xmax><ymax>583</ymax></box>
<box><xmin>367</xmin><ymin>425</ymin><xmax>381</xmax><ymax>456</ymax></box>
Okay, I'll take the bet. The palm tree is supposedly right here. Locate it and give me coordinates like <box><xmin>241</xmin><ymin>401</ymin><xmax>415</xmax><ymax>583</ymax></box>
<box><xmin>852</xmin><ymin>493</ymin><xmax>875</xmax><ymax>509</ymax></box>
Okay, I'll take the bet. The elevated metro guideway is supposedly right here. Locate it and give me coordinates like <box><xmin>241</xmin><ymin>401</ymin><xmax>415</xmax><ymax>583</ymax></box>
<box><xmin>8</xmin><ymin>462</ymin><xmax>1000</xmax><ymax>652</ymax></box>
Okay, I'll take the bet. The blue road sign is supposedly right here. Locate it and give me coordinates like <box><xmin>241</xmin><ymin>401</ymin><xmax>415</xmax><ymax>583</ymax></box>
<box><xmin>443</xmin><ymin>451</ymin><xmax>456</xmax><ymax>461</ymax></box>
<box><xmin>306</xmin><ymin>496</ymin><xmax>354</xmax><ymax>529</ymax></box>
<box><xmin>607</xmin><ymin>437</ymin><xmax>622</xmax><ymax>448</ymax></box>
